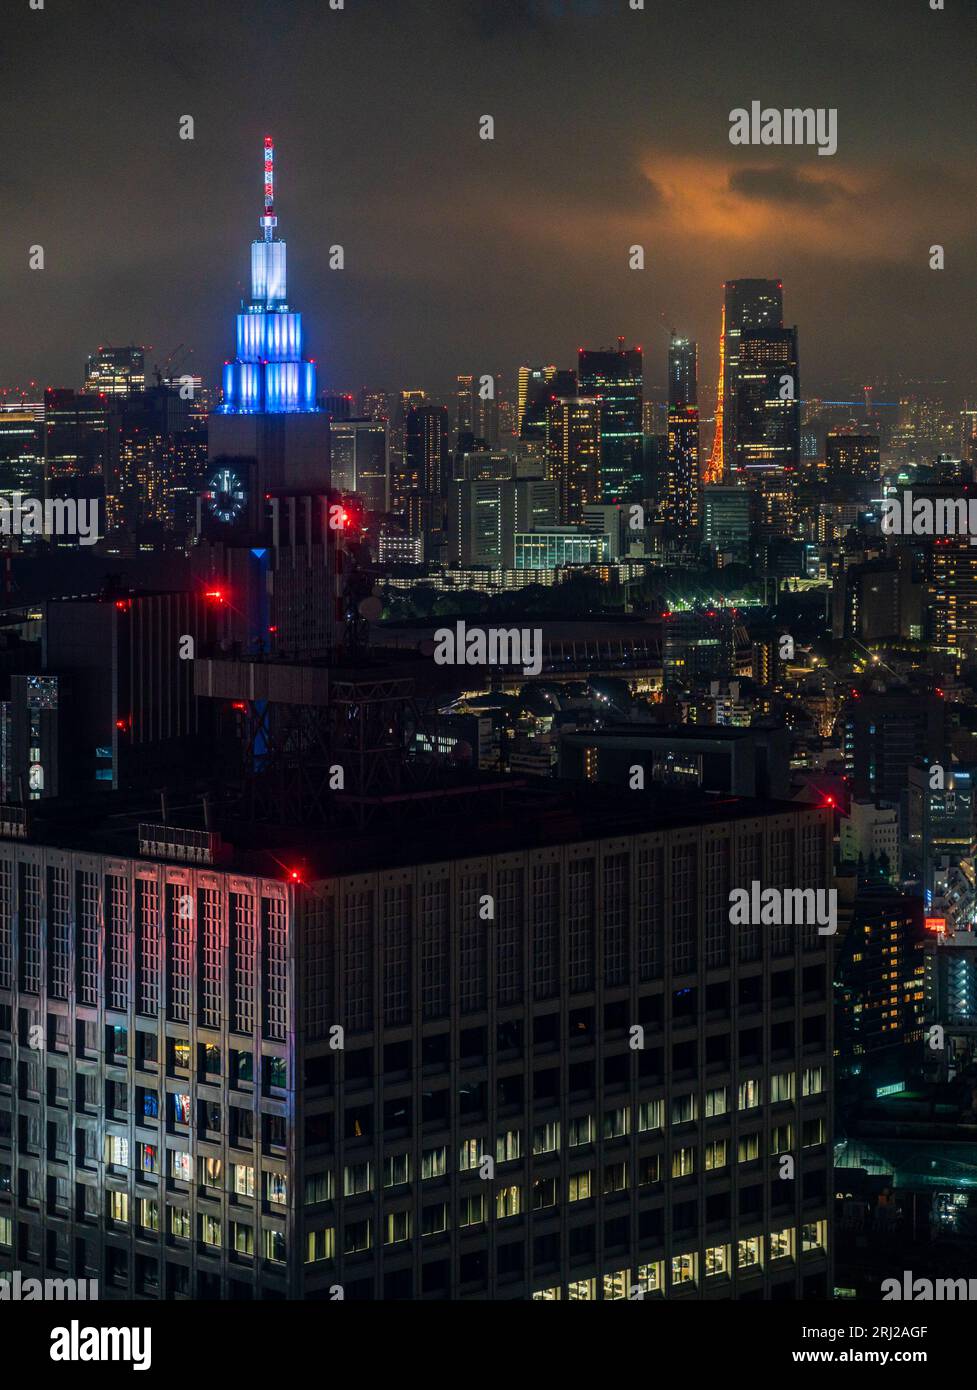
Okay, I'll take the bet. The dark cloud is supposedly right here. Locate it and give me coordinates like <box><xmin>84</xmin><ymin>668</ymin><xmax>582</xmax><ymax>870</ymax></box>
<box><xmin>728</xmin><ymin>167</ymin><xmax>850</xmax><ymax>207</ymax></box>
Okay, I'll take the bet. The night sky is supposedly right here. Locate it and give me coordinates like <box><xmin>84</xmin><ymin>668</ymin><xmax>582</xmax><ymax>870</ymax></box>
<box><xmin>5</xmin><ymin>0</ymin><xmax>976</xmax><ymax>401</ymax></box>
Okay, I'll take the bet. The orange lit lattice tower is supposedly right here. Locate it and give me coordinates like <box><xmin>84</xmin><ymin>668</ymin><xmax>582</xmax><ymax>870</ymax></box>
<box><xmin>704</xmin><ymin>304</ymin><xmax>726</xmax><ymax>484</ymax></box>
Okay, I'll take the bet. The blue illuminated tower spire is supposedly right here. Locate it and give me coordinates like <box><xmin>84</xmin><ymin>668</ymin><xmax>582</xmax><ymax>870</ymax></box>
<box><xmin>218</xmin><ymin>136</ymin><xmax>321</xmax><ymax>414</ymax></box>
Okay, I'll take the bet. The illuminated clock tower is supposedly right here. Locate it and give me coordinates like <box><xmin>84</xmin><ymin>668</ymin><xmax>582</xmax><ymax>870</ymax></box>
<box><xmin>204</xmin><ymin>136</ymin><xmax>330</xmax><ymax>536</ymax></box>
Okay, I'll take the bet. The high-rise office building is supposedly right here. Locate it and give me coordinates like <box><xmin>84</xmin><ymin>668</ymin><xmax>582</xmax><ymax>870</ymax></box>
<box><xmin>546</xmin><ymin>397</ymin><xmax>601</xmax><ymax>524</ymax></box>
<box><xmin>321</xmin><ymin>393</ymin><xmax>354</xmax><ymax>422</ymax></box>
<box><xmin>734</xmin><ymin>328</ymin><xmax>800</xmax><ymax>473</ymax></box>
<box><xmin>109</xmin><ymin>386</ymin><xmax>206</xmax><ymax>534</ymax></box>
<box><xmin>577</xmin><ymin>340</ymin><xmax>643</xmax><ymax>502</ymax></box>
<box><xmin>708</xmin><ymin>280</ymin><xmax>784</xmax><ymax>481</ymax></box>
<box><xmin>329</xmin><ymin>418</ymin><xmax>389</xmax><ymax>512</ymax></box>
<box><xmin>843</xmin><ymin>691</ymin><xmax>948</xmax><ymax>802</ymax></box>
<box><xmin>0</xmin><ymin>790</ymin><xmax>832</xmax><ymax>1300</ymax></box>
<box><xmin>83</xmin><ymin>346</ymin><xmax>145</xmax><ymax>397</ymax></box>
<box><xmin>824</xmin><ymin>431</ymin><xmax>881</xmax><ymax>488</ymax></box>
<box><xmin>663</xmin><ymin>339</ymin><xmax>700</xmax><ymax>535</ymax></box>
<box><xmin>518</xmin><ymin>366</ymin><xmax>557</xmax><ymax>438</ymax></box>
<box><xmin>702</xmin><ymin>486</ymin><xmax>752</xmax><ymax>564</ymax></box>
<box><xmin>402</xmin><ymin>404</ymin><xmax>449</xmax><ymax>503</ymax></box>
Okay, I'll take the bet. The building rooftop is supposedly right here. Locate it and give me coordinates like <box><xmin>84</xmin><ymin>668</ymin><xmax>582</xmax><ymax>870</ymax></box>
<box><xmin>1</xmin><ymin>781</ymin><xmax>828</xmax><ymax>882</ymax></box>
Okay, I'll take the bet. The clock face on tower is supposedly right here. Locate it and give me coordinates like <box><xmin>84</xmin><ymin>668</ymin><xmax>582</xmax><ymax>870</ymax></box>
<box><xmin>205</xmin><ymin>466</ymin><xmax>248</xmax><ymax>524</ymax></box>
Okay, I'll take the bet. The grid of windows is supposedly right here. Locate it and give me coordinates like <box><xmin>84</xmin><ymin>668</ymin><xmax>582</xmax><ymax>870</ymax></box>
<box><xmin>344</xmin><ymin>889</ymin><xmax>374</xmax><ymax>1032</ymax></box>
<box><xmin>0</xmin><ymin>858</ymin><xmax>12</xmax><ymax>989</ymax></box>
<box><xmin>671</xmin><ymin>843</ymin><xmax>698</xmax><ymax>975</ymax></box>
<box><xmin>137</xmin><ymin>878</ymin><xmax>161</xmax><ymax>1015</ymax></box>
<box><xmin>77</xmin><ymin>871</ymin><xmax>100</xmax><ymax>1006</ymax></box>
<box><xmin>167</xmin><ymin>883</ymin><xmax>193</xmax><ymax>1022</ymax></box>
<box><xmin>199</xmin><ymin>887</ymin><xmax>223</xmax><ymax>1029</ymax></box>
<box><xmin>736</xmin><ymin>833</ymin><xmax>763</xmax><ymax>962</ymax></box>
<box><xmin>107</xmin><ymin>875</ymin><xmax>129</xmax><ymax>1011</ymax></box>
<box><xmin>636</xmin><ymin>844</ymin><xmax>663</xmax><ymax>980</ymax></box>
<box><xmin>381</xmin><ymin>882</ymin><xmax>411</xmax><ymax>1026</ymax></box>
<box><xmin>495</xmin><ymin>867</ymin><xmax>524</xmax><ymax>1005</ymax></box>
<box><xmin>566</xmin><ymin>858</ymin><xmax>595</xmax><ymax>992</ymax></box>
<box><xmin>263</xmin><ymin>896</ymin><xmax>288</xmax><ymax>1041</ymax></box>
<box><xmin>303</xmin><ymin>894</ymin><xmax>335</xmax><ymax>1041</ymax></box>
<box><xmin>602</xmin><ymin>853</ymin><xmax>629</xmax><ymax>986</ymax></box>
<box><xmin>703</xmin><ymin>838</ymin><xmax>730</xmax><ymax>969</ymax></box>
<box><xmin>531</xmin><ymin>861</ymin><xmax>560</xmax><ymax>1000</ymax></box>
<box><xmin>48</xmin><ymin>866</ymin><xmax>71</xmax><ymax>1000</ymax></box>
<box><xmin>419</xmin><ymin>879</ymin><xmax>449</xmax><ymax>1019</ymax></box>
<box><xmin>18</xmin><ymin>863</ymin><xmax>42</xmax><ymax>994</ymax></box>
<box><xmin>458</xmin><ymin>873</ymin><xmax>487</xmax><ymax>1013</ymax></box>
<box><xmin>231</xmin><ymin>892</ymin><xmax>256</xmax><ymax>1033</ymax></box>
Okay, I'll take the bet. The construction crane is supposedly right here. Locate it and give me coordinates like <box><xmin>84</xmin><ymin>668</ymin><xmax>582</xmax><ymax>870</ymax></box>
<box><xmin>153</xmin><ymin>344</ymin><xmax>192</xmax><ymax>387</ymax></box>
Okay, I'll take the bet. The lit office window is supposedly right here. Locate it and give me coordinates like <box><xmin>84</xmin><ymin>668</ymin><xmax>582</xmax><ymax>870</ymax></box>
<box><xmin>202</xmin><ymin>1157</ymin><xmax>223</xmax><ymax>1189</ymax></box>
<box><xmin>568</xmin><ymin>1171</ymin><xmax>593</xmax><ymax>1202</ymax></box>
<box><xmin>496</xmin><ymin>1184</ymin><xmax>522</xmax><ymax>1218</ymax></box>
<box><xmin>704</xmin><ymin>1086</ymin><xmax>728</xmax><ymax>1118</ymax></box>
<box><xmin>495</xmin><ymin>1129</ymin><xmax>522</xmax><ymax>1163</ymax></box>
<box><xmin>106</xmin><ymin>1135</ymin><xmax>129</xmax><ymax>1168</ymax></box>
<box><xmin>201</xmin><ymin>1213</ymin><xmax>222</xmax><ymax>1248</ymax></box>
<box><xmin>305</xmin><ymin>1227</ymin><xmax>335</xmax><ymax>1263</ymax></box>
<box><xmin>705</xmin><ymin>1245</ymin><xmax>729</xmax><ymax>1277</ymax></box>
<box><xmin>737</xmin><ymin>1236</ymin><xmax>762</xmax><ymax>1270</ymax></box>
<box><xmin>671</xmin><ymin>1146</ymin><xmax>695</xmax><ymax>1177</ymax></box>
<box><xmin>137</xmin><ymin>1198</ymin><xmax>159</xmax><ymax>1232</ymax></box>
<box><xmin>637</xmin><ymin>1261</ymin><xmax>663</xmax><ymax>1294</ymax></box>
<box><xmin>738</xmin><ymin>1132</ymin><xmax>760</xmax><ymax>1163</ymax></box>
<box><xmin>234</xmin><ymin>1164</ymin><xmax>257</xmax><ymax>1198</ymax></box>
<box><xmin>233</xmin><ymin>1222</ymin><xmax>255</xmax><ymax>1256</ymax></box>
<box><xmin>802</xmin><ymin>1066</ymin><xmax>824</xmax><ymax>1097</ymax></box>
<box><xmin>108</xmin><ymin>1191</ymin><xmax>129</xmax><ymax>1224</ymax></box>
<box><xmin>603</xmin><ymin>1270</ymin><xmax>630</xmax><ymax>1300</ymax></box>
<box><xmin>671</xmin><ymin>1252</ymin><xmax>697</xmax><ymax>1287</ymax></box>
<box><xmin>568</xmin><ymin>1279</ymin><xmax>596</xmax><ymax>1300</ymax></box>
<box><xmin>770</xmin><ymin>1228</ymin><xmax>794</xmax><ymax>1260</ymax></box>
<box><xmin>169</xmin><ymin>1206</ymin><xmax>190</xmax><ymax>1240</ymax></box>
<box><xmin>738</xmin><ymin>1078</ymin><xmax>762</xmax><ymax>1110</ymax></box>
<box><xmin>421</xmin><ymin>1146</ymin><xmax>447</xmax><ymax>1180</ymax></box>
<box><xmin>532</xmin><ymin>1287</ymin><xmax>561</xmax><ymax>1300</ymax></box>
<box><xmin>263</xmin><ymin>1229</ymin><xmax>286</xmax><ymax>1263</ymax></box>
<box><xmin>384</xmin><ymin>1211</ymin><xmax>411</xmax><ymax>1245</ymax></box>
<box><xmin>801</xmin><ymin>1220</ymin><xmax>827</xmax><ymax>1253</ymax></box>
<box><xmin>459</xmin><ymin>1137</ymin><xmax>482</xmax><ymax>1171</ymax></box>
<box><xmin>771</xmin><ymin>1071</ymin><xmax>795</xmax><ymax>1103</ymax></box>
<box><xmin>704</xmin><ymin>1139</ymin><xmax>727</xmax><ymax>1171</ymax></box>
<box><xmin>532</xmin><ymin>1121</ymin><xmax>560</xmax><ymax>1154</ymax></box>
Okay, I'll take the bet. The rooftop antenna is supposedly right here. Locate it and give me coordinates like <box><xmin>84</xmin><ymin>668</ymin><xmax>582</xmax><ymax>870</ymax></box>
<box><xmin>261</xmin><ymin>135</ymin><xmax>277</xmax><ymax>243</ymax></box>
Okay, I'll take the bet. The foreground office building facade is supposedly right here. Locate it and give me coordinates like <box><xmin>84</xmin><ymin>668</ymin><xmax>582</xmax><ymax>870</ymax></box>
<box><xmin>0</xmin><ymin>800</ymin><xmax>832</xmax><ymax>1300</ymax></box>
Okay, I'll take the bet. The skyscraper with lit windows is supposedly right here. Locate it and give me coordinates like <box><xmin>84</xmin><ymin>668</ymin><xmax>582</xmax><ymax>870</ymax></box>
<box><xmin>578</xmin><ymin>340</ymin><xmax>643</xmax><ymax>502</ymax></box>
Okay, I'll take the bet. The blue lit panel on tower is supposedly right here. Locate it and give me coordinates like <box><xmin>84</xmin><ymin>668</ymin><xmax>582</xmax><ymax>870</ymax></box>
<box><xmin>264</xmin><ymin>312</ymin><xmax>303</xmax><ymax>361</ymax></box>
<box><xmin>218</xmin><ymin>139</ymin><xmax>321</xmax><ymax>416</ymax></box>
<box><xmin>236</xmin><ymin>313</ymin><xmax>264</xmax><ymax>362</ymax></box>
<box><xmin>251</xmin><ymin>240</ymin><xmax>287</xmax><ymax>306</ymax></box>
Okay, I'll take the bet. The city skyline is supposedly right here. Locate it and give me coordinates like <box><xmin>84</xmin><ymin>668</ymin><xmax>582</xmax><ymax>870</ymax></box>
<box><xmin>4</xmin><ymin>0</ymin><xmax>976</xmax><ymax>398</ymax></box>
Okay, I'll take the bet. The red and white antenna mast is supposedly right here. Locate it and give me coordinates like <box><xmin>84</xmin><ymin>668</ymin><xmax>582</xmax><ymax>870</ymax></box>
<box><xmin>261</xmin><ymin>135</ymin><xmax>277</xmax><ymax>242</ymax></box>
